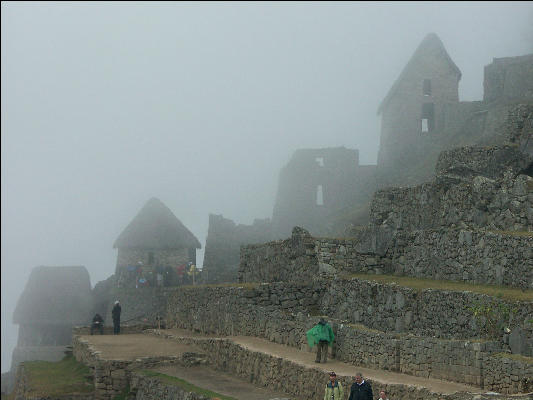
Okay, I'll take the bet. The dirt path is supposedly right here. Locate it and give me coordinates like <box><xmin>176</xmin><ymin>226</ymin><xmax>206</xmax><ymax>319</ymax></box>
<box><xmin>155</xmin><ymin>364</ymin><xmax>291</xmax><ymax>400</ymax></box>
<box><xmin>228</xmin><ymin>335</ymin><xmax>481</xmax><ymax>395</ymax></box>
<box><xmin>79</xmin><ymin>334</ymin><xmax>199</xmax><ymax>360</ymax></box>
<box><xmin>81</xmin><ymin>330</ymin><xmax>481</xmax><ymax>395</ymax></box>
<box><xmin>164</xmin><ymin>328</ymin><xmax>482</xmax><ymax>395</ymax></box>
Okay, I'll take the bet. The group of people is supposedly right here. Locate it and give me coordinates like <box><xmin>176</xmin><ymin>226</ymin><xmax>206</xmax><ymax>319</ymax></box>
<box><xmin>308</xmin><ymin>319</ymin><xmax>390</xmax><ymax>400</ymax></box>
<box><xmin>90</xmin><ymin>300</ymin><xmax>122</xmax><ymax>335</ymax></box>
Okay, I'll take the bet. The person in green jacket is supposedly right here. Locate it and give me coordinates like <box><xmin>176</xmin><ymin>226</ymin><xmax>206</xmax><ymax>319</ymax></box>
<box><xmin>324</xmin><ymin>371</ymin><xmax>344</xmax><ymax>400</ymax></box>
<box><xmin>306</xmin><ymin>318</ymin><xmax>335</xmax><ymax>363</ymax></box>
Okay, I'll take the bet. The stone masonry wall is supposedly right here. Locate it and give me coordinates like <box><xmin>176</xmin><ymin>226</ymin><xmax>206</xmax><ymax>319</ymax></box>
<box><xmin>240</xmin><ymin>226</ymin><xmax>532</xmax><ymax>289</ymax></box>
<box><xmin>238</xmin><ymin>227</ymin><xmax>318</xmax><ymax>284</ymax></box>
<box><xmin>389</xmin><ymin>229</ymin><xmax>533</xmax><ymax>288</ymax></box>
<box><xmin>370</xmin><ymin>171</ymin><xmax>533</xmax><ymax>233</ymax></box>
<box><xmin>164</xmin><ymin>283</ymin><xmax>532</xmax><ymax>393</ymax></box>
<box><xmin>319</xmin><ymin>278</ymin><xmax>533</xmax><ymax>340</ymax></box>
<box><xmin>129</xmin><ymin>372</ymin><xmax>210</xmax><ymax>400</ymax></box>
<box><xmin>72</xmin><ymin>335</ymin><xmax>186</xmax><ymax>400</ymax></box>
<box><xmin>104</xmin><ymin>288</ymin><xmax>174</xmax><ymax>327</ymax></box>
<box><xmin>202</xmin><ymin>214</ymin><xmax>273</xmax><ymax>284</ymax></box>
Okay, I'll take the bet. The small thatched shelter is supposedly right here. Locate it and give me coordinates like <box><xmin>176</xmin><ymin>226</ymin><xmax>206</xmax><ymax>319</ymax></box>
<box><xmin>113</xmin><ymin>197</ymin><xmax>201</xmax><ymax>288</ymax></box>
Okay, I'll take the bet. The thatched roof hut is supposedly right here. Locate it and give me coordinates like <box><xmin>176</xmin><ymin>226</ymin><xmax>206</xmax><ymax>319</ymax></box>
<box><xmin>377</xmin><ymin>32</ymin><xmax>461</xmax><ymax>115</ymax></box>
<box><xmin>13</xmin><ymin>266</ymin><xmax>92</xmax><ymax>326</ymax></box>
<box><xmin>113</xmin><ymin>197</ymin><xmax>201</xmax><ymax>250</ymax></box>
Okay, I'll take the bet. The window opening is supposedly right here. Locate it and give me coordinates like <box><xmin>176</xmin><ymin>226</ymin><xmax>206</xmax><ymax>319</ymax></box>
<box><xmin>421</xmin><ymin>103</ymin><xmax>435</xmax><ymax>133</ymax></box>
<box><xmin>316</xmin><ymin>185</ymin><xmax>324</xmax><ymax>205</ymax></box>
<box><xmin>423</xmin><ymin>79</ymin><xmax>432</xmax><ymax>96</ymax></box>
<box><xmin>421</xmin><ymin>119</ymin><xmax>429</xmax><ymax>133</ymax></box>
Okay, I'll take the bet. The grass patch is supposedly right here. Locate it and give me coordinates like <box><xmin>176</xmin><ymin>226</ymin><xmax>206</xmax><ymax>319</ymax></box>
<box><xmin>140</xmin><ymin>370</ymin><xmax>237</xmax><ymax>400</ymax></box>
<box><xmin>112</xmin><ymin>384</ymin><xmax>130</xmax><ymax>400</ymax></box>
<box><xmin>181</xmin><ymin>282</ymin><xmax>259</xmax><ymax>290</ymax></box>
<box><xmin>489</xmin><ymin>230</ymin><xmax>533</xmax><ymax>237</ymax></box>
<box><xmin>23</xmin><ymin>355</ymin><xmax>93</xmax><ymax>397</ymax></box>
<box><xmin>492</xmin><ymin>353</ymin><xmax>533</xmax><ymax>364</ymax></box>
<box><xmin>527</xmin><ymin>180</ymin><xmax>533</xmax><ymax>192</ymax></box>
<box><xmin>346</xmin><ymin>323</ymin><xmax>384</xmax><ymax>335</ymax></box>
<box><xmin>343</xmin><ymin>273</ymin><xmax>533</xmax><ymax>302</ymax></box>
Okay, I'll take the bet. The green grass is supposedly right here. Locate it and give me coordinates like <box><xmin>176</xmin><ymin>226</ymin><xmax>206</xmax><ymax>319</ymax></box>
<box><xmin>343</xmin><ymin>273</ymin><xmax>533</xmax><ymax>302</ymax></box>
<box><xmin>181</xmin><ymin>282</ymin><xmax>259</xmax><ymax>290</ymax></box>
<box><xmin>140</xmin><ymin>370</ymin><xmax>237</xmax><ymax>400</ymax></box>
<box><xmin>22</xmin><ymin>355</ymin><xmax>93</xmax><ymax>397</ymax></box>
<box><xmin>112</xmin><ymin>384</ymin><xmax>131</xmax><ymax>400</ymax></box>
<box><xmin>489</xmin><ymin>230</ymin><xmax>533</xmax><ymax>237</ymax></box>
<box><xmin>492</xmin><ymin>353</ymin><xmax>533</xmax><ymax>364</ymax></box>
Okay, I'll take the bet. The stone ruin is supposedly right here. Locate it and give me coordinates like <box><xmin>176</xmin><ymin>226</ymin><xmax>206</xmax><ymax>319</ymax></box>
<box><xmin>3</xmin><ymin>266</ymin><xmax>93</xmax><ymax>393</ymax></box>
<box><xmin>4</xmin><ymin>32</ymin><xmax>533</xmax><ymax>399</ymax></box>
<box><xmin>203</xmin><ymin>33</ymin><xmax>533</xmax><ymax>283</ymax></box>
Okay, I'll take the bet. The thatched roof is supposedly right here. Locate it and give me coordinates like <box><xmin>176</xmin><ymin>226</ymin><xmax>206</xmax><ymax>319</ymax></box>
<box><xmin>377</xmin><ymin>33</ymin><xmax>462</xmax><ymax>115</ymax></box>
<box><xmin>113</xmin><ymin>197</ymin><xmax>201</xmax><ymax>249</ymax></box>
<box><xmin>13</xmin><ymin>266</ymin><xmax>92</xmax><ymax>325</ymax></box>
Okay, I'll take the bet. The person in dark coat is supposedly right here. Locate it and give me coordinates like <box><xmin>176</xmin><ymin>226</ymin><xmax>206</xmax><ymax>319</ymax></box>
<box><xmin>112</xmin><ymin>300</ymin><xmax>121</xmax><ymax>335</ymax></box>
<box><xmin>348</xmin><ymin>373</ymin><xmax>373</xmax><ymax>400</ymax></box>
<box><xmin>90</xmin><ymin>313</ymin><xmax>104</xmax><ymax>335</ymax></box>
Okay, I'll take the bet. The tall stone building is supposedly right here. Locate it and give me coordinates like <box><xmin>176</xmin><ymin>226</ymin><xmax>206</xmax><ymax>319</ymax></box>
<box><xmin>377</xmin><ymin>33</ymin><xmax>462</xmax><ymax>185</ymax></box>
<box><xmin>114</xmin><ymin>197</ymin><xmax>201</xmax><ymax>288</ymax></box>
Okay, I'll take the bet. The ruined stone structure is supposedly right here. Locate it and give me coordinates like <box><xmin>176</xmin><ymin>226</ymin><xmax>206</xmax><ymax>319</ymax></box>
<box><xmin>5</xmin><ymin>266</ymin><xmax>93</xmax><ymax>393</ymax></box>
<box><xmin>484</xmin><ymin>54</ymin><xmax>533</xmax><ymax>104</ymax></box>
<box><xmin>376</xmin><ymin>33</ymin><xmax>533</xmax><ymax>188</ymax></box>
<box><xmin>202</xmin><ymin>213</ymin><xmax>272</xmax><ymax>283</ymax></box>
<box><xmin>271</xmin><ymin>147</ymin><xmax>377</xmax><ymax>238</ymax></box>
<box><xmin>377</xmin><ymin>33</ymin><xmax>461</xmax><ymax>184</ymax></box>
<box><xmin>114</xmin><ymin>197</ymin><xmax>201</xmax><ymax>288</ymax></box>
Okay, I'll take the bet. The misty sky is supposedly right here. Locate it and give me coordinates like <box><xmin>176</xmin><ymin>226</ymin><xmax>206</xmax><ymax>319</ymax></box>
<box><xmin>2</xmin><ymin>1</ymin><xmax>533</xmax><ymax>373</ymax></box>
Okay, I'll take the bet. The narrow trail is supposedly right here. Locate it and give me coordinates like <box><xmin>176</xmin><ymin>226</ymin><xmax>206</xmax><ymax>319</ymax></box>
<box><xmin>81</xmin><ymin>329</ymin><xmax>483</xmax><ymax>397</ymax></box>
<box><xmin>164</xmin><ymin>328</ymin><xmax>482</xmax><ymax>395</ymax></box>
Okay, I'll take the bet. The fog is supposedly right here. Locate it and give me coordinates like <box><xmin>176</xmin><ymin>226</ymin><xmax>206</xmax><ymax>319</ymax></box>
<box><xmin>2</xmin><ymin>1</ymin><xmax>532</xmax><ymax>373</ymax></box>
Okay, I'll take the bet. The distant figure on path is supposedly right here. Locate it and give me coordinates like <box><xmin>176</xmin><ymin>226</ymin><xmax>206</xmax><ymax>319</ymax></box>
<box><xmin>378</xmin><ymin>390</ymin><xmax>389</xmax><ymax>400</ymax></box>
<box><xmin>348</xmin><ymin>373</ymin><xmax>373</xmax><ymax>400</ymax></box>
<box><xmin>112</xmin><ymin>300</ymin><xmax>121</xmax><ymax>335</ymax></box>
<box><xmin>90</xmin><ymin>313</ymin><xmax>104</xmax><ymax>335</ymax></box>
<box><xmin>306</xmin><ymin>318</ymin><xmax>335</xmax><ymax>363</ymax></box>
<box><xmin>324</xmin><ymin>371</ymin><xmax>344</xmax><ymax>400</ymax></box>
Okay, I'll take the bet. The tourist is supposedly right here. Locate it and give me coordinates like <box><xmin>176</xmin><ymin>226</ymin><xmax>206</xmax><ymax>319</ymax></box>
<box><xmin>306</xmin><ymin>318</ymin><xmax>335</xmax><ymax>363</ymax></box>
<box><xmin>324</xmin><ymin>371</ymin><xmax>344</xmax><ymax>400</ymax></box>
<box><xmin>348</xmin><ymin>373</ymin><xmax>372</xmax><ymax>400</ymax></box>
<box><xmin>378</xmin><ymin>390</ymin><xmax>389</xmax><ymax>400</ymax></box>
<box><xmin>112</xmin><ymin>300</ymin><xmax>121</xmax><ymax>335</ymax></box>
<box><xmin>90</xmin><ymin>313</ymin><xmax>104</xmax><ymax>335</ymax></box>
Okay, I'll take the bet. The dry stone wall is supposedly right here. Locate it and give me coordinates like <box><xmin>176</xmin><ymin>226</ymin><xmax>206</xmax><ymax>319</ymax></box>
<box><xmin>389</xmin><ymin>229</ymin><xmax>533</xmax><ymax>288</ymax></box>
<box><xmin>72</xmin><ymin>335</ymin><xmax>190</xmax><ymax>400</ymax></box>
<box><xmin>164</xmin><ymin>283</ymin><xmax>532</xmax><ymax>393</ymax></box>
<box><xmin>320</xmin><ymin>278</ymin><xmax>533</xmax><ymax>340</ymax></box>
<box><xmin>129</xmin><ymin>372</ymin><xmax>211</xmax><ymax>400</ymax></box>
<box><xmin>370</xmin><ymin>171</ymin><xmax>533</xmax><ymax>233</ymax></box>
<box><xmin>239</xmin><ymin>227</ymin><xmax>318</xmax><ymax>283</ymax></box>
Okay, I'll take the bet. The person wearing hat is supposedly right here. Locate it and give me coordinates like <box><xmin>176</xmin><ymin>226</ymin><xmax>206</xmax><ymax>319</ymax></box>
<box><xmin>112</xmin><ymin>300</ymin><xmax>121</xmax><ymax>335</ymax></box>
<box><xmin>324</xmin><ymin>371</ymin><xmax>344</xmax><ymax>400</ymax></box>
<box><xmin>306</xmin><ymin>318</ymin><xmax>335</xmax><ymax>363</ymax></box>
